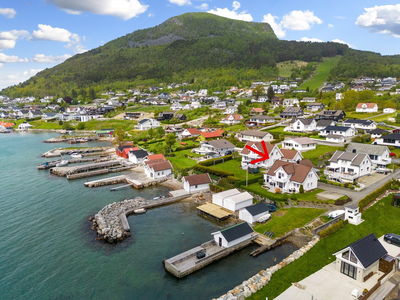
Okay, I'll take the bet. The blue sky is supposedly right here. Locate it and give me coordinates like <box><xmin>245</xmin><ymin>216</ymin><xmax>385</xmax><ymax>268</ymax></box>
<box><xmin>1</xmin><ymin>0</ymin><xmax>400</xmax><ymax>90</ymax></box>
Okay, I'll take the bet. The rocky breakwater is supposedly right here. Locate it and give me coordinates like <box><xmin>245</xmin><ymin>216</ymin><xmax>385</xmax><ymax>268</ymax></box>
<box><xmin>91</xmin><ymin>197</ymin><xmax>147</xmax><ymax>243</ymax></box>
<box><xmin>215</xmin><ymin>236</ymin><xmax>320</xmax><ymax>300</ymax></box>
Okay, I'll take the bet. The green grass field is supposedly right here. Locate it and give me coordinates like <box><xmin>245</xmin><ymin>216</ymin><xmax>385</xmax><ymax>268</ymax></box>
<box><xmin>369</xmin><ymin>112</ymin><xmax>397</xmax><ymax>122</ymax></box>
<box><xmin>166</xmin><ymin>149</ymin><xmax>199</xmax><ymax>169</ymax></box>
<box><xmin>209</xmin><ymin>159</ymin><xmax>261</xmax><ymax>180</ymax></box>
<box><xmin>276</xmin><ymin>60</ymin><xmax>308</xmax><ymax>78</ymax></box>
<box><xmin>344</xmin><ymin>111</ymin><xmax>381</xmax><ymax>119</ymax></box>
<box><xmin>253</xmin><ymin>207</ymin><xmax>326</xmax><ymax>237</ymax></box>
<box><xmin>248</xmin><ymin>194</ymin><xmax>400</xmax><ymax>300</ymax></box>
<box><xmin>302</xmin><ymin>145</ymin><xmax>342</xmax><ymax>166</ymax></box>
<box><xmin>299</xmin><ymin>56</ymin><xmax>341</xmax><ymax>90</ymax></box>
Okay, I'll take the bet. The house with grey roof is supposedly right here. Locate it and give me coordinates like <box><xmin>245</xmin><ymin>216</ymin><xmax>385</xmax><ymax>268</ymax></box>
<box><xmin>279</xmin><ymin>107</ymin><xmax>303</xmax><ymax>119</ymax></box>
<box><xmin>345</xmin><ymin>142</ymin><xmax>391</xmax><ymax>169</ymax></box>
<box><xmin>316</xmin><ymin>119</ymin><xmax>336</xmax><ymax>131</ymax></box>
<box><xmin>319</xmin><ymin>126</ymin><xmax>355</xmax><ymax>138</ymax></box>
<box><xmin>194</xmin><ymin>139</ymin><xmax>235</xmax><ymax>157</ymax></box>
<box><xmin>248</xmin><ymin>115</ymin><xmax>276</xmax><ymax>126</ymax></box>
<box><xmin>325</xmin><ymin>150</ymin><xmax>373</xmax><ymax>183</ymax></box>
<box><xmin>235</xmin><ymin>130</ymin><xmax>273</xmax><ymax>143</ymax></box>
<box><xmin>134</xmin><ymin>118</ymin><xmax>161</xmax><ymax>130</ymax></box>
<box><xmin>342</xmin><ymin>119</ymin><xmax>377</xmax><ymax>131</ymax></box>
<box><xmin>285</xmin><ymin>118</ymin><xmax>316</xmax><ymax>132</ymax></box>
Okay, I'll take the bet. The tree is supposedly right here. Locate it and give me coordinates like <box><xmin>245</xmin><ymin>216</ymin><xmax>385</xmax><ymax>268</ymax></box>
<box><xmin>76</xmin><ymin>122</ymin><xmax>85</xmax><ymax>130</ymax></box>
<box><xmin>71</xmin><ymin>89</ymin><xmax>77</xmax><ymax>99</ymax></box>
<box><xmin>148</xmin><ymin>127</ymin><xmax>155</xmax><ymax>139</ymax></box>
<box><xmin>267</xmin><ymin>86</ymin><xmax>275</xmax><ymax>100</ymax></box>
<box><xmin>165</xmin><ymin>133</ymin><xmax>176</xmax><ymax>153</ymax></box>
<box><xmin>253</xmin><ymin>84</ymin><xmax>264</xmax><ymax>100</ymax></box>
<box><xmin>157</xmin><ymin>126</ymin><xmax>164</xmax><ymax>137</ymax></box>
<box><xmin>89</xmin><ymin>87</ymin><xmax>96</xmax><ymax>100</ymax></box>
<box><xmin>299</xmin><ymin>185</ymin><xmax>304</xmax><ymax>194</ymax></box>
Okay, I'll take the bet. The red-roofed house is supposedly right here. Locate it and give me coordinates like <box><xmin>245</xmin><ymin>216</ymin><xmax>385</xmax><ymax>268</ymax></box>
<box><xmin>220</xmin><ymin>114</ymin><xmax>243</xmax><ymax>125</ymax></box>
<box><xmin>145</xmin><ymin>154</ymin><xmax>166</xmax><ymax>161</ymax></box>
<box><xmin>181</xmin><ymin>128</ymin><xmax>202</xmax><ymax>138</ymax></box>
<box><xmin>250</xmin><ymin>108</ymin><xmax>265</xmax><ymax>115</ymax></box>
<box><xmin>198</xmin><ymin>130</ymin><xmax>225</xmax><ymax>141</ymax></box>
<box><xmin>356</xmin><ymin>103</ymin><xmax>378</xmax><ymax>113</ymax></box>
<box><xmin>143</xmin><ymin>160</ymin><xmax>172</xmax><ymax>179</ymax></box>
<box><xmin>116</xmin><ymin>142</ymin><xmax>135</xmax><ymax>158</ymax></box>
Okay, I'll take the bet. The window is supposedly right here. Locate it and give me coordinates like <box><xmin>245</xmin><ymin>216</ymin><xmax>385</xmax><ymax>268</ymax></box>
<box><xmin>341</xmin><ymin>261</ymin><xmax>357</xmax><ymax>279</ymax></box>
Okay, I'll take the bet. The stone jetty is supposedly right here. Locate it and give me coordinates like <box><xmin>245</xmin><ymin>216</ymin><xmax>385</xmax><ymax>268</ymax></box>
<box><xmin>214</xmin><ymin>236</ymin><xmax>320</xmax><ymax>300</ymax></box>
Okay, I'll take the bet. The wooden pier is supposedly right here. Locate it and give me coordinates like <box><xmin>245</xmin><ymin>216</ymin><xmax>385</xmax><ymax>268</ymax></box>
<box><xmin>197</xmin><ymin>203</ymin><xmax>233</xmax><ymax>220</ymax></box>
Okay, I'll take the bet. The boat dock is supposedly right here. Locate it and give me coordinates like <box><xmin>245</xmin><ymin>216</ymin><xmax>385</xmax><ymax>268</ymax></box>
<box><xmin>197</xmin><ymin>202</ymin><xmax>233</xmax><ymax>220</ymax></box>
<box><xmin>164</xmin><ymin>235</ymin><xmax>257</xmax><ymax>278</ymax></box>
<box><xmin>84</xmin><ymin>175</ymin><xmax>128</xmax><ymax>187</ymax></box>
<box><xmin>50</xmin><ymin>160</ymin><xmax>122</xmax><ymax>176</ymax></box>
<box><xmin>37</xmin><ymin>158</ymin><xmax>97</xmax><ymax>169</ymax></box>
<box><xmin>66</xmin><ymin>166</ymin><xmax>132</xmax><ymax>180</ymax></box>
<box><xmin>42</xmin><ymin>147</ymin><xmax>113</xmax><ymax>158</ymax></box>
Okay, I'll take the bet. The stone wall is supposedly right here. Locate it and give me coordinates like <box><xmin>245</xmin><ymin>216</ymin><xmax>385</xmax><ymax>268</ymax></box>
<box><xmin>313</xmin><ymin>214</ymin><xmax>345</xmax><ymax>235</ymax></box>
<box><xmin>214</xmin><ymin>236</ymin><xmax>320</xmax><ymax>300</ymax></box>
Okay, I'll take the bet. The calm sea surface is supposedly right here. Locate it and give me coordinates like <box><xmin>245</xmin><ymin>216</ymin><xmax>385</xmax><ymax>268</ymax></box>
<box><xmin>0</xmin><ymin>132</ymin><xmax>297</xmax><ymax>300</ymax></box>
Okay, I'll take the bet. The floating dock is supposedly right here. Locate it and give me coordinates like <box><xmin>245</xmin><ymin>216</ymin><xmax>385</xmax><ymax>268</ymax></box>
<box><xmin>164</xmin><ymin>235</ymin><xmax>257</xmax><ymax>278</ymax></box>
<box><xmin>197</xmin><ymin>203</ymin><xmax>233</xmax><ymax>220</ymax></box>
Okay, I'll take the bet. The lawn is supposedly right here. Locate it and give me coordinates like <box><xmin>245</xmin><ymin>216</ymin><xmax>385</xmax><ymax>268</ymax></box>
<box><xmin>345</xmin><ymin>111</ymin><xmax>381</xmax><ymax>119</ymax></box>
<box><xmin>299</xmin><ymin>56</ymin><xmax>341</xmax><ymax>90</ymax></box>
<box><xmin>264</xmin><ymin>126</ymin><xmax>306</xmax><ymax>137</ymax></box>
<box><xmin>253</xmin><ymin>207</ymin><xmax>326</xmax><ymax>237</ymax></box>
<box><xmin>276</xmin><ymin>60</ymin><xmax>308</xmax><ymax>78</ymax></box>
<box><xmin>166</xmin><ymin>149</ymin><xmax>200</xmax><ymax>169</ymax></box>
<box><xmin>302</xmin><ymin>145</ymin><xmax>342</xmax><ymax>166</ymax></box>
<box><xmin>370</xmin><ymin>112</ymin><xmax>397</xmax><ymax>122</ymax></box>
<box><xmin>209</xmin><ymin>159</ymin><xmax>262</xmax><ymax>180</ymax></box>
<box><xmin>248</xmin><ymin>193</ymin><xmax>400</xmax><ymax>300</ymax></box>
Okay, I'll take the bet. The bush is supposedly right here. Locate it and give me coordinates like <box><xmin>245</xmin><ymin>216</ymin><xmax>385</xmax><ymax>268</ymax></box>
<box><xmin>271</xmin><ymin>138</ymin><xmax>284</xmax><ymax>144</ymax></box>
<box><xmin>234</xmin><ymin>175</ymin><xmax>264</xmax><ymax>187</ymax></box>
<box><xmin>258</xmin><ymin>178</ymin><xmax>264</xmax><ymax>185</ymax></box>
<box><xmin>334</xmin><ymin>196</ymin><xmax>351</xmax><ymax>206</ymax></box>
<box><xmin>290</xmin><ymin>193</ymin><xmax>297</xmax><ymax>200</ymax></box>
<box><xmin>219</xmin><ymin>178</ymin><xmax>235</xmax><ymax>189</ymax></box>
<box><xmin>193</xmin><ymin>164</ymin><xmax>234</xmax><ymax>177</ymax></box>
<box><xmin>210</xmin><ymin>184</ymin><xmax>225</xmax><ymax>193</ymax></box>
<box><xmin>358</xmin><ymin>179</ymin><xmax>400</xmax><ymax>210</ymax></box>
<box><xmin>275</xmin><ymin>188</ymin><xmax>281</xmax><ymax>194</ymax></box>
<box><xmin>227</xmin><ymin>176</ymin><xmax>241</xmax><ymax>184</ymax></box>
<box><xmin>319</xmin><ymin>219</ymin><xmax>348</xmax><ymax>238</ymax></box>
<box><xmin>175</xmin><ymin>144</ymin><xmax>197</xmax><ymax>151</ymax></box>
<box><xmin>282</xmin><ymin>193</ymin><xmax>289</xmax><ymax>201</ymax></box>
<box><xmin>198</xmin><ymin>155</ymin><xmax>232</xmax><ymax>166</ymax></box>
<box><xmin>392</xmin><ymin>185</ymin><xmax>399</xmax><ymax>190</ymax></box>
<box><xmin>390</xmin><ymin>152</ymin><xmax>396</xmax><ymax>157</ymax></box>
<box><xmin>165</xmin><ymin>153</ymin><xmax>176</xmax><ymax>157</ymax></box>
<box><xmin>299</xmin><ymin>185</ymin><xmax>304</xmax><ymax>193</ymax></box>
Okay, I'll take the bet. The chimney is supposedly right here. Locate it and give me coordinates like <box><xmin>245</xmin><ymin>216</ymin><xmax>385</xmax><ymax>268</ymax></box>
<box><xmin>353</xmin><ymin>149</ymin><xmax>356</xmax><ymax>153</ymax></box>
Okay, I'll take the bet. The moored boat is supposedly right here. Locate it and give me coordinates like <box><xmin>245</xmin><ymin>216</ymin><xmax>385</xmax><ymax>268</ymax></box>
<box><xmin>134</xmin><ymin>208</ymin><xmax>146</xmax><ymax>214</ymax></box>
<box><xmin>70</xmin><ymin>152</ymin><xmax>83</xmax><ymax>158</ymax></box>
<box><xmin>56</xmin><ymin>160</ymin><xmax>69</xmax><ymax>167</ymax></box>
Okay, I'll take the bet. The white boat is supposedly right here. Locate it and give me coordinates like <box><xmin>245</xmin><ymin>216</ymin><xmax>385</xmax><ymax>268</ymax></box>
<box><xmin>70</xmin><ymin>152</ymin><xmax>83</xmax><ymax>158</ymax></box>
<box><xmin>56</xmin><ymin>160</ymin><xmax>69</xmax><ymax>167</ymax></box>
<box><xmin>134</xmin><ymin>208</ymin><xmax>146</xmax><ymax>214</ymax></box>
<box><xmin>257</xmin><ymin>214</ymin><xmax>271</xmax><ymax>223</ymax></box>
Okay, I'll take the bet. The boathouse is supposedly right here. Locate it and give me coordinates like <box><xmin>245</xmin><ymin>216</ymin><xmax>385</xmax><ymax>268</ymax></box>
<box><xmin>128</xmin><ymin>149</ymin><xmax>148</xmax><ymax>164</ymax></box>
<box><xmin>239</xmin><ymin>203</ymin><xmax>271</xmax><ymax>224</ymax></box>
<box><xmin>212</xmin><ymin>222</ymin><xmax>254</xmax><ymax>248</ymax></box>
<box><xmin>116</xmin><ymin>142</ymin><xmax>136</xmax><ymax>158</ymax></box>
<box><xmin>144</xmin><ymin>160</ymin><xmax>173</xmax><ymax>179</ymax></box>
<box><xmin>182</xmin><ymin>173</ymin><xmax>211</xmax><ymax>193</ymax></box>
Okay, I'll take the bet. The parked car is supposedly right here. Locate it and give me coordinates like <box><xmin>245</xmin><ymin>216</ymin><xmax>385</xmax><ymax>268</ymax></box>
<box><xmin>225</xmin><ymin>150</ymin><xmax>233</xmax><ymax>155</ymax></box>
<box><xmin>328</xmin><ymin>210</ymin><xmax>345</xmax><ymax>219</ymax></box>
<box><xmin>384</xmin><ymin>233</ymin><xmax>400</xmax><ymax>246</ymax></box>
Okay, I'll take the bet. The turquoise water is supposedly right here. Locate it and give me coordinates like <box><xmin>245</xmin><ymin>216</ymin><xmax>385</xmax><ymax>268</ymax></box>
<box><xmin>0</xmin><ymin>132</ymin><xmax>297</xmax><ymax>300</ymax></box>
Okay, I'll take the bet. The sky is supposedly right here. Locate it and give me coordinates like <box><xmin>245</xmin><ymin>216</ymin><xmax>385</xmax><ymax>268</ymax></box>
<box><xmin>1</xmin><ymin>0</ymin><xmax>400</xmax><ymax>90</ymax></box>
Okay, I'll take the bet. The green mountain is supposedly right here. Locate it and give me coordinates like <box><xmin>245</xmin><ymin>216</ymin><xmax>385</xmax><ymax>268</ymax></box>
<box><xmin>2</xmin><ymin>13</ymin><xmax>351</xmax><ymax>97</ymax></box>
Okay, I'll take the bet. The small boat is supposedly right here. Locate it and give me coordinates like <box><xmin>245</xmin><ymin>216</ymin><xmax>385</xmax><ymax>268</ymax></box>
<box><xmin>134</xmin><ymin>208</ymin><xmax>146</xmax><ymax>214</ymax></box>
<box><xmin>70</xmin><ymin>152</ymin><xmax>83</xmax><ymax>158</ymax></box>
<box><xmin>153</xmin><ymin>196</ymin><xmax>160</xmax><ymax>200</ymax></box>
<box><xmin>56</xmin><ymin>160</ymin><xmax>69</xmax><ymax>167</ymax></box>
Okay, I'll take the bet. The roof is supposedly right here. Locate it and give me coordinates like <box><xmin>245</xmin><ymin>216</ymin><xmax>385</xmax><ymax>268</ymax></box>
<box><xmin>317</xmin><ymin>110</ymin><xmax>345</xmax><ymax>117</ymax></box>
<box><xmin>326</xmin><ymin>134</ymin><xmax>344</xmax><ymax>139</ymax></box>
<box><xmin>138</xmin><ymin>118</ymin><xmax>152</xmax><ymax>124</ymax></box>
<box><xmin>282</xmin><ymin>107</ymin><xmax>302</xmax><ymax>112</ymax></box>
<box><xmin>223</xmin><ymin>114</ymin><xmax>243</xmax><ymax>120</ymax></box>
<box><xmin>186</xmin><ymin>128</ymin><xmax>201</xmax><ymax>135</ymax></box>
<box><xmin>343</xmin><ymin>119</ymin><xmax>375</xmax><ymax>125</ymax></box>
<box><xmin>239</xmin><ymin>130</ymin><xmax>269</xmax><ymax>138</ymax></box>
<box><xmin>299</xmin><ymin>159</ymin><xmax>315</xmax><ymax>168</ymax></box>
<box><xmin>316</xmin><ymin>120</ymin><xmax>334</xmax><ymax>127</ymax></box>
<box><xmin>251</xmin><ymin>115</ymin><xmax>275</xmax><ymax>120</ymax></box>
<box><xmin>243</xmin><ymin>203</ymin><xmax>270</xmax><ymax>216</ymax></box>
<box><xmin>329</xmin><ymin>150</ymin><xmax>368</xmax><ymax>166</ymax></box>
<box><xmin>345</xmin><ymin>142</ymin><xmax>389</xmax><ymax>156</ymax></box>
<box><xmin>219</xmin><ymin>222</ymin><xmax>254</xmax><ymax>243</ymax></box>
<box><xmin>146</xmin><ymin>154</ymin><xmax>166</xmax><ymax>161</ymax></box>
<box><xmin>280</xmin><ymin>149</ymin><xmax>301</xmax><ymax>160</ymax></box>
<box><xmin>306</xmin><ymin>102</ymin><xmax>324</xmax><ymax>106</ymax></box>
<box><xmin>334</xmin><ymin>233</ymin><xmax>387</xmax><ymax>269</ymax></box>
<box><xmin>251</xmin><ymin>108</ymin><xmax>265</xmax><ymax>112</ymax></box>
<box><xmin>323</xmin><ymin>126</ymin><xmax>352</xmax><ymax>132</ymax></box>
<box><xmin>368</xmin><ymin>128</ymin><xmax>389</xmax><ymax>135</ymax></box>
<box><xmin>122</xmin><ymin>147</ymin><xmax>138</xmax><ymax>155</ymax></box>
<box><xmin>207</xmin><ymin>139</ymin><xmax>235</xmax><ymax>149</ymax></box>
<box><xmin>183</xmin><ymin>173</ymin><xmax>211</xmax><ymax>186</ymax></box>
<box><xmin>356</xmin><ymin>103</ymin><xmax>377</xmax><ymax>108</ymax></box>
<box><xmin>287</xmin><ymin>137</ymin><xmax>315</xmax><ymax>145</ymax></box>
<box><xmin>129</xmin><ymin>149</ymin><xmax>148</xmax><ymax>158</ymax></box>
<box><xmin>200</xmin><ymin>130</ymin><xmax>225</xmax><ymax>139</ymax></box>
<box><xmin>214</xmin><ymin>189</ymin><xmax>241</xmax><ymax>199</ymax></box>
<box><xmin>240</xmin><ymin>141</ymin><xmax>277</xmax><ymax>156</ymax></box>
<box><xmin>145</xmin><ymin>160</ymin><xmax>172</xmax><ymax>171</ymax></box>
<box><xmin>267</xmin><ymin>160</ymin><xmax>313</xmax><ymax>183</ymax></box>
<box><xmin>381</xmin><ymin>133</ymin><xmax>400</xmax><ymax>140</ymax></box>
<box><xmin>226</xmin><ymin>192</ymin><xmax>253</xmax><ymax>203</ymax></box>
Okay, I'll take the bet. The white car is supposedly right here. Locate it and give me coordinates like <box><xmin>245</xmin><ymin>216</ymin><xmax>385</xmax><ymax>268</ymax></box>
<box><xmin>328</xmin><ymin>210</ymin><xmax>345</xmax><ymax>219</ymax></box>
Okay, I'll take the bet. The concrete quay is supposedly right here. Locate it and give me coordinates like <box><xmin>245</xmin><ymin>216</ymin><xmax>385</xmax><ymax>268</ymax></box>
<box><xmin>50</xmin><ymin>160</ymin><xmax>121</xmax><ymax>176</ymax></box>
<box><xmin>37</xmin><ymin>158</ymin><xmax>97</xmax><ymax>169</ymax></box>
<box><xmin>42</xmin><ymin>147</ymin><xmax>113</xmax><ymax>158</ymax></box>
<box><xmin>91</xmin><ymin>194</ymin><xmax>191</xmax><ymax>243</ymax></box>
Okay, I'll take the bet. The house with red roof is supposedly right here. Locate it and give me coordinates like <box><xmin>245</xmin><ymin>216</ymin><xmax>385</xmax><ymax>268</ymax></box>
<box><xmin>198</xmin><ymin>129</ymin><xmax>225</xmax><ymax>141</ymax></box>
<box><xmin>220</xmin><ymin>114</ymin><xmax>243</xmax><ymax>125</ymax></box>
<box><xmin>143</xmin><ymin>159</ymin><xmax>173</xmax><ymax>179</ymax></box>
<box><xmin>250</xmin><ymin>107</ymin><xmax>265</xmax><ymax>115</ymax></box>
<box><xmin>181</xmin><ymin>127</ymin><xmax>202</xmax><ymax>138</ymax></box>
<box><xmin>356</xmin><ymin>103</ymin><xmax>378</xmax><ymax>113</ymax></box>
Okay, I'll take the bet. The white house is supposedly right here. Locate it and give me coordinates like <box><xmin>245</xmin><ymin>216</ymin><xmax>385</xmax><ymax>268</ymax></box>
<box><xmin>182</xmin><ymin>173</ymin><xmax>211</xmax><ymax>193</ymax></box>
<box><xmin>223</xmin><ymin>106</ymin><xmax>238</xmax><ymax>115</ymax></box>
<box><xmin>18</xmin><ymin>122</ymin><xmax>32</xmax><ymax>130</ymax></box>
<box><xmin>220</xmin><ymin>114</ymin><xmax>243</xmax><ymax>125</ymax></box>
<box><xmin>235</xmin><ymin>130</ymin><xmax>273</xmax><ymax>143</ymax></box>
<box><xmin>282</xmin><ymin>98</ymin><xmax>299</xmax><ymax>107</ymax></box>
<box><xmin>326</xmin><ymin>134</ymin><xmax>345</xmax><ymax>144</ymax></box>
<box><xmin>191</xmin><ymin>102</ymin><xmax>201</xmax><ymax>109</ymax></box>
<box><xmin>240</xmin><ymin>141</ymin><xmax>282</xmax><ymax>169</ymax></box>
<box><xmin>374</xmin><ymin>133</ymin><xmax>400</xmax><ymax>147</ymax></box>
<box><xmin>134</xmin><ymin>118</ymin><xmax>161</xmax><ymax>130</ymax></box>
<box><xmin>193</xmin><ymin>139</ymin><xmax>235</xmax><ymax>156</ymax></box>
<box><xmin>345</xmin><ymin>142</ymin><xmax>391</xmax><ymax>169</ymax></box>
<box><xmin>383</xmin><ymin>108</ymin><xmax>396</xmax><ymax>114</ymax></box>
<box><xmin>333</xmin><ymin>233</ymin><xmax>387</xmax><ymax>282</ymax></box>
<box><xmin>198</xmin><ymin>89</ymin><xmax>208</xmax><ymax>97</ymax></box>
<box><xmin>239</xmin><ymin>203</ymin><xmax>271</xmax><ymax>225</ymax></box>
<box><xmin>248</xmin><ymin>115</ymin><xmax>276</xmax><ymax>125</ymax></box>
<box><xmin>336</xmin><ymin>93</ymin><xmax>343</xmax><ymax>102</ymax></box>
<box><xmin>143</xmin><ymin>160</ymin><xmax>173</xmax><ymax>179</ymax></box>
<box><xmin>324</xmin><ymin>150</ymin><xmax>373</xmax><ymax>183</ymax></box>
<box><xmin>368</xmin><ymin>128</ymin><xmax>389</xmax><ymax>139</ymax></box>
<box><xmin>316</xmin><ymin>120</ymin><xmax>336</xmax><ymax>131</ymax></box>
<box><xmin>282</xmin><ymin>137</ymin><xmax>316</xmax><ymax>152</ymax></box>
<box><xmin>319</xmin><ymin>126</ymin><xmax>355</xmax><ymax>138</ymax></box>
<box><xmin>356</xmin><ymin>103</ymin><xmax>378</xmax><ymax>113</ymax></box>
<box><xmin>264</xmin><ymin>160</ymin><xmax>319</xmax><ymax>193</ymax></box>
<box><xmin>211</xmin><ymin>222</ymin><xmax>254</xmax><ymax>248</ymax></box>
<box><xmin>285</xmin><ymin>118</ymin><xmax>317</xmax><ymax>132</ymax></box>
<box><xmin>344</xmin><ymin>205</ymin><xmax>362</xmax><ymax>225</ymax></box>
<box><xmin>341</xmin><ymin>119</ymin><xmax>377</xmax><ymax>131</ymax></box>
<box><xmin>128</xmin><ymin>149</ymin><xmax>149</xmax><ymax>164</ymax></box>
<box><xmin>280</xmin><ymin>149</ymin><xmax>303</xmax><ymax>163</ymax></box>
<box><xmin>300</xmin><ymin>97</ymin><xmax>316</xmax><ymax>103</ymax></box>
<box><xmin>170</xmin><ymin>102</ymin><xmax>183</xmax><ymax>111</ymax></box>
<box><xmin>212</xmin><ymin>189</ymin><xmax>253</xmax><ymax>211</ymax></box>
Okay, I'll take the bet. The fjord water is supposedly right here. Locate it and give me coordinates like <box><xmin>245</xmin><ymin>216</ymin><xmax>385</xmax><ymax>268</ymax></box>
<box><xmin>0</xmin><ymin>132</ymin><xmax>297</xmax><ymax>300</ymax></box>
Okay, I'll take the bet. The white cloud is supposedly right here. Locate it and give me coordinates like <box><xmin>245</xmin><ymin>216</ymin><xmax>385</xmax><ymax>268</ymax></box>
<box><xmin>0</xmin><ymin>53</ymin><xmax>28</xmax><ymax>63</ymax></box>
<box><xmin>1</xmin><ymin>68</ymin><xmax>43</xmax><ymax>90</ymax></box>
<box><xmin>47</xmin><ymin>0</ymin><xmax>148</xmax><ymax>20</ymax></box>
<box><xmin>281</xmin><ymin>10</ymin><xmax>322</xmax><ymax>30</ymax></box>
<box><xmin>300</xmin><ymin>37</ymin><xmax>323</xmax><ymax>43</ymax></box>
<box><xmin>0</xmin><ymin>30</ymin><xmax>29</xmax><ymax>50</ymax></box>
<box><xmin>262</xmin><ymin>14</ymin><xmax>285</xmax><ymax>38</ymax></box>
<box><xmin>148</xmin><ymin>13</ymin><xmax>154</xmax><ymax>17</ymax></box>
<box><xmin>32</xmin><ymin>24</ymin><xmax>74</xmax><ymax>42</ymax></box>
<box><xmin>31</xmin><ymin>54</ymin><xmax>72</xmax><ymax>63</ymax></box>
<box><xmin>196</xmin><ymin>3</ymin><xmax>209</xmax><ymax>10</ymax></box>
<box><xmin>208</xmin><ymin>1</ymin><xmax>253</xmax><ymax>22</ymax></box>
<box><xmin>169</xmin><ymin>0</ymin><xmax>191</xmax><ymax>6</ymax></box>
<box><xmin>332</xmin><ymin>38</ymin><xmax>355</xmax><ymax>48</ymax></box>
<box><xmin>0</xmin><ymin>63</ymin><xmax>3</xmax><ymax>68</ymax></box>
<box><xmin>356</xmin><ymin>4</ymin><xmax>400</xmax><ymax>38</ymax></box>
<box><xmin>0</xmin><ymin>8</ymin><xmax>16</xmax><ymax>18</ymax></box>
<box><xmin>328</xmin><ymin>24</ymin><xmax>334</xmax><ymax>28</ymax></box>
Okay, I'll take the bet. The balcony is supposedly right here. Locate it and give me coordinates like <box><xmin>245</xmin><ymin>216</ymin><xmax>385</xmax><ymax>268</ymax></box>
<box><xmin>324</xmin><ymin>170</ymin><xmax>359</xmax><ymax>181</ymax></box>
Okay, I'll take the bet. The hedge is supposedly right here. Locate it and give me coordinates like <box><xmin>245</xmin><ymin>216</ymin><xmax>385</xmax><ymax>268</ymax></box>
<box><xmin>240</xmin><ymin>185</ymin><xmax>284</xmax><ymax>202</ymax></box>
<box><xmin>227</xmin><ymin>176</ymin><xmax>241</xmax><ymax>184</ymax></box>
<box><xmin>175</xmin><ymin>144</ymin><xmax>197</xmax><ymax>151</ymax></box>
<box><xmin>270</xmin><ymin>138</ymin><xmax>284</xmax><ymax>145</ymax></box>
<box><xmin>198</xmin><ymin>155</ymin><xmax>233</xmax><ymax>166</ymax></box>
<box><xmin>358</xmin><ymin>179</ymin><xmax>399</xmax><ymax>210</ymax></box>
<box><xmin>210</xmin><ymin>184</ymin><xmax>225</xmax><ymax>193</ymax></box>
<box><xmin>319</xmin><ymin>220</ymin><xmax>348</xmax><ymax>238</ymax></box>
<box><xmin>234</xmin><ymin>175</ymin><xmax>264</xmax><ymax>188</ymax></box>
<box><xmin>193</xmin><ymin>164</ymin><xmax>234</xmax><ymax>177</ymax></box>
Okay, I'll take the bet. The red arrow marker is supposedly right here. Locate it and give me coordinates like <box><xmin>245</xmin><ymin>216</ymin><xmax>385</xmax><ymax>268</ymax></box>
<box><xmin>245</xmin><ymin>140</ymin><xmax>270</xmax><ymax>164</ymax></box>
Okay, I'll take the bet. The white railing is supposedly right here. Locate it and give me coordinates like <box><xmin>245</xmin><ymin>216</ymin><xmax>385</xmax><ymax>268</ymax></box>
<box><xmin>324</xmin><ymin>170</ymin><xmax>358</xmax><ymax>180</ymax></box>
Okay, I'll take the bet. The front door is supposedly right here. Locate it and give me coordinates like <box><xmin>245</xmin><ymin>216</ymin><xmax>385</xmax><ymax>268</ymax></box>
<box><xmin>219</xmin><ymin>237</ymin><xmax>222</xmax><ymax>247</ymax></box>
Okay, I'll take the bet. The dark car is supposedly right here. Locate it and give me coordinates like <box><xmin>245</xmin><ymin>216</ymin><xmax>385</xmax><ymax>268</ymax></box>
<box><xmin>384</xmin><ymin>233</ymin><xmax>400</xmax><ymax>246</ymax></box>
<box><xmin>225</xmin><ymin>150</ymin><xmax>233</xmax><ymax>156</ymax></box>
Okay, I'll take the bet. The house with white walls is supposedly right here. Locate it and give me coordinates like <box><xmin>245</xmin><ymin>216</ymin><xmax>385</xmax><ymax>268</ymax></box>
<box><xmin>284</xmin><ymin>118</ymin><xmax>316</xmax><ymax>132</ymax></box>
<box><xmin>182</xmin><ymin>173</ymin><xmax>211</xmax><ymax>193</ymax></box>
<box><xmin>282</xmin><ymin>137</ymin><xmax>316</xmax><ymax>152</ymax></box>
<box><xmin>212</xmin><ymin>189</ymin><xmax>253</xmax><ymax>212</ymax></box>
<box><xmin>134</xmin><ymin>118</ymin><xmax>161</xmax><ymax>130</ymax></box>
<box><xmin>342</xmin><ymin>119</ymin><xmax>377</xmax><ymax>131</ymax></box>
<box><xmin>220</xmin><ymin>114</ymin><xmax>243</xmax><ymax>125</ymax></box>
<box><xmin>356</xmin><ymin>103</ymin><xmax>378</xmax><ymax>113</ymax></box>
<box><xmin>280</xmin><ymin>149</ymin><xmax>303</xmax><ymax>163</ymax></box>
<box><xmin>239</xmin><ymin>203</ymin><xmax>271</xmax><ymax>225</ymax></box>
<box><xmin>143</xmin><ymin>159</ymin><xmax>173</xmax><ymax>179</ymax></box>
<box><xmin>319</xmin><ymin>126</ymin><xmax>355</xmax><ymax>138</ymax></box>
<box><xmin>211</xmin><ymin>222</ymin><xmax>254</xmax><ymax>248</ymax></box>
<box><xmin>383</xmin><ymin>108</ymin><xmax>396</xmax><ymax>114</ymax></box>
<box><xmin>240</xmin><ymin>141</ymin><xmax>282</xmax><ymax>169</ymax></box>
<box><xmin>345</xmin><ymin>142</ymin><xmax>391</xmax><ymax>169</ymax></box>
<box><xmin>235</xmin><ymin>130</ymin><xmax>273</xmax><ymax>143</ymax></box>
